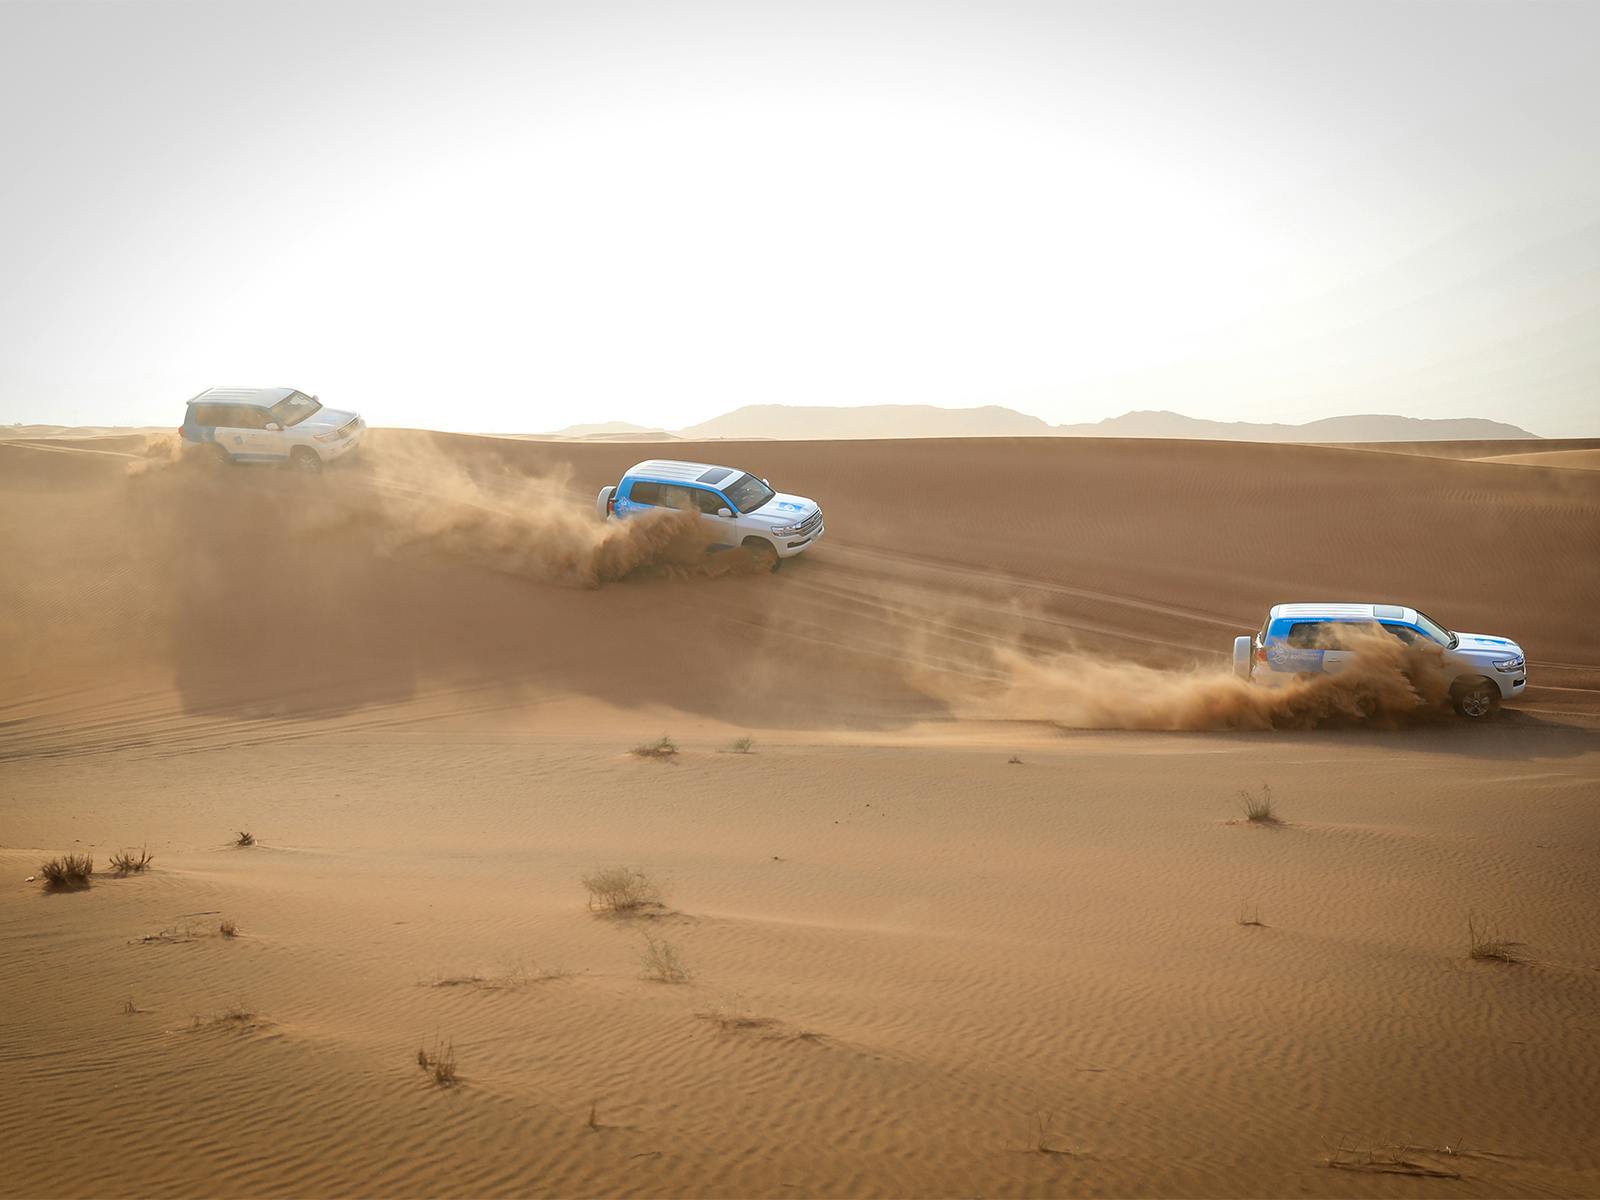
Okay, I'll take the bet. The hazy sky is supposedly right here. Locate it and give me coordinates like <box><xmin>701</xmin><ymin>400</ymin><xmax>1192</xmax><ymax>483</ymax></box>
<box><xmin>2</xmin><ymin>0</ymin><xmax>1596</xmax><ymax>435</ymax></box>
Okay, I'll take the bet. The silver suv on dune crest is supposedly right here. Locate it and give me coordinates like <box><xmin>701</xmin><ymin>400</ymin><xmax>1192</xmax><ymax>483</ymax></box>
<box><xmin>1232</xmin><ymin>602</ymin><xmax>1527</xmax><ymax>718</ymax></box>
<box><xmin>180</xmin><ymin>387</ymin><xmax>366</xmax><ymax>470</ymax></box>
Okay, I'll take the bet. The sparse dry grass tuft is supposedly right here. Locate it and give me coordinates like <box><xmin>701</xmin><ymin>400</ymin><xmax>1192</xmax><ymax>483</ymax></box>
<box><xmin>40</xmin><ymin>853</ymin><xmax>94</xmax><ymax>890</ymax></box>
<box><xmin>728</xmin><ymin>735</ymin><xmax>754</xmax><ymax>754</ymax></box>
<box><xmin>1325</xmin><ymin>1137</ymin><xmax>1462</xmax><ymax>1178</ymax></box>
<box><xmin>1027</xmin><ymin>1111</ymin><xmax>1075</xmax><ymax>1156</ymax></box>
<box><xmin>219</xmin><ymin>919</ymin><xmax>238</xmax><ymax>938</ymax></box>
<box><xmin>639</xmin><ymin>932</ymin><xmax>691</xmax><ymax>984</ymax></box>
<box><xmin>234</xmin><ymin>831</ymin><xmax>256</xmax><ymax>847</ymax></box>
<box><xmin>1240</xmin><ymin>783</ymin><xmax>1278</xmax><ymax>824</ymax></box>
<box><xmin>631</xmin><ymin>734</ymin><xmax>679</xmax><ymax>759</ymax></box>
<box><xmin>582</xmin><ymin>866</ymin><xmax>663</xmax><ymax>915</ymax></box>
<box><xmin>193</xmin><ymin>1002</ymin><xmax>257</xmax><ymax>1030</ymax></box>
<box><xmin>109</xmin><ymin>846</ymin><xmax>154</xmax><ymax>874</ymax></box>
<box><xmin>1008</xmin><ymin>754</ymin><xmax>1024</xmax><ymax>765</ymax></box>
<box><xmin>417</xmin><ymin>1038</ymin><xmax>457</xmax><ymax>1087</ymax></box>
<box><xmin>1466</xmin><ymin>912</ymin><xmax>1524</xmax><ymax>963</ymax></box>
<box><xmin>425</xmin><ymin>961</ymin><xmax>567</xmax><ymax>990</ymax></box>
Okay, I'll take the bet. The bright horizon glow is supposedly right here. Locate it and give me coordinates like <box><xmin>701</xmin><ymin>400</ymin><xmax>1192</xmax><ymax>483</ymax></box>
<box><xmin>2</xmin><ymin>1</ymin><xmax>1597</xmax><ymax>436</ymax></box>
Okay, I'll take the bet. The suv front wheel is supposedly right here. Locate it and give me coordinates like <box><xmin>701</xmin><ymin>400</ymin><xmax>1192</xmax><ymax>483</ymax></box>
<box><xmin>289</xmin><ymin>447</ymin><xmax>323</xmax><ymax>473</ymax></box>
<box><xmin>1451</xmin><ymin>677</ymin><xmax>1500</xmax><ymax>719</ymax></box>
<box><xmin>741</xmin><ymin>537</ymin><xmax>780</xmax><ymax>572</ymax></box>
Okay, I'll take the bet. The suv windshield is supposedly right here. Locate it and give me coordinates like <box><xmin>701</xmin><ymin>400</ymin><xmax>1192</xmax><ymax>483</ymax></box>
<box><xmin>270</xmin><ymin>393</ymin><xmax>322</xmax><ymax>427</ymax></box>
<box><xmin>724</xmin><ymin>472</ymin><xmax>775</xmax><ymax>513</ymax></box>
<box><xmin>1413</xmin><ymin>610</ymin><xmax>1457</xmax><ymax>648</ymax></box>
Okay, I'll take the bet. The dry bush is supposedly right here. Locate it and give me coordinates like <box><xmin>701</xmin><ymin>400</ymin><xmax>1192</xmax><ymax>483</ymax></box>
<box><xmin>193</xmin><ymin>1002</ymin><xmax>257</xmax><ymax>1030</ymax></box>
<box><xmin>426</xmin><ymin>961</ymin><xmax>567</xmax><ymax>990</ymax></box>
<box><xmin>1466</xmin><ymin>912</ymin><xmax>1523</xmax><ymax>963</ymax></box>
<box><xmin>417</xmin><ymin>1038</ymin><xmax>457</xmax><ymax>1087</ymax></box>
<box><xmin>1240</xmin><ymin>783</ymin><xmax>1278</xmax><ymax>824</ymax></box>
<box><xmin>136</xmin><ymin>923</ymin><xmax>198</xmax><ymax>944</ymax></box>
<box><xmin>631</xmin><ymin>734</ymin><xmax>678</xmax><ymax>759</ymax></box>
<box><xmin>1007</xmin><ymin>754</ymin><xmax>1024</xmax><ymax>765</ymax></box>
<box><xmin>109</xmin><ymin>846</ymin><xmax>154</xmax><ymax>874</ymax></box>
<box><xmin>728</xmin><ymin>735</ymin><xmax>754</xmax><ymax>754</ymax></box>
<box><xmin>1027</xmin><ymin>1110</ymin><xmax>1074</xmax><ymax>1156</ymax></box>
<box><xmin>582</xmin><ymin>866</ymin><xmax>662</xmax><ymax>914</ymax></box>
<box><xmin>1325</xmin><ymin>1137</ymin><xmax>1462</xmax><ymax>1178</ymax></box>
<box><xmin>234</xmin><ymin>831</ymin><xmax>256</xmax><ymax>847</ymax></box>
<box><xmin>639</xmin><ymin>932</ymin><xmax>691</xmax><ymax>984</ymax></box>
<box><xmin>40</xmin><ymin>853</ymin><xmax>94</xmax><ymax>890</ymax></box>
<box><xmin>219</xmin><ymin>919</ymin><xmax>238</xmax><ymax>938</ymax></box>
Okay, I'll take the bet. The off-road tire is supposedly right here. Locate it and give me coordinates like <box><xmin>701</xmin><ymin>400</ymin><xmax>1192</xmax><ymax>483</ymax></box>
<box><xmin>289</xmin><ymin>447</ymin><xmax>323</xmax><ymax>473</ymax></box>
<box><xmin>742</xmin><ymin>537</ymin><xmax>780</xmax><ymax>573</ymax></box>
<box><xmin>1451</xmin><ymin>677</ymin><xmax>1500</xmax><ymax>719</ymax></box>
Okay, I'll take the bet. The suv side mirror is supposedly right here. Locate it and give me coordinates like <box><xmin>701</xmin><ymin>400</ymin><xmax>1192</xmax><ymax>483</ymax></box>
<box><xmin>717</xmin><ymin>507</ymin><xmax>733</xmax><ymax>518</ymax></box>
<box><xmin>761</xmin><ymin>478</ymin><xmax>770</xmax><ymax>486</ymax></box>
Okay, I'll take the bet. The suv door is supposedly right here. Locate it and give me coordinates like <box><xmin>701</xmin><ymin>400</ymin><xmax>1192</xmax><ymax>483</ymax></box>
<box><xmin>685</xmin><ymin>486</ymin><xmax>738</xmax><ymax>549</ymax></box>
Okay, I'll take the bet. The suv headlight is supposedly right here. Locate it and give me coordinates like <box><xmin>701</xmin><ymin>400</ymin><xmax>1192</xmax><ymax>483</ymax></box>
<box><xmin>771</xmin><ymin>523</ymin><xmax>801</xmax><ymax>537</ymax></box>
<box><xmin>1493</xmin><ymin>655</ymin><xmax>1524</xmax><ymax>672</ymax></box>
<box><xmin>314</xmin><ymin>429</ymin><xmax>341</xmax><ymax>442</ymax></box>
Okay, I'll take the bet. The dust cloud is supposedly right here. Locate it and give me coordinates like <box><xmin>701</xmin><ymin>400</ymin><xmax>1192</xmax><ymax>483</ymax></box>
<box><xmin>966</xmin><ymin>626</ymin><xmax>1457</xmax><ymax>731</ymax></box>
<box><xmin>132</xmin><ymin>436</ymin><xmax>758</xmax><ymax>587</ymax></box>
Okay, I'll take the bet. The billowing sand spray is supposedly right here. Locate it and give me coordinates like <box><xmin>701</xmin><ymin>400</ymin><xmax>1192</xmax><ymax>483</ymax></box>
<box><xmin>961</xmin><ymin>626</ymin><xmax>1458</xmax><ymax>731</ymax></box>
<box><xmin>350</xmin><ymin>448</ymin><xmax>723</xmax><ymax>588</ymax></box>
<box><xmin>128</xmin><ymin>434</ymin><xmax>759</xmax><ymax>587</ymax></box>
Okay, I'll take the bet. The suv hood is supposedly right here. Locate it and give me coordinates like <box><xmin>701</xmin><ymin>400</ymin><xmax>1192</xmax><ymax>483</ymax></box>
<box><xmin>745</xmin><ymin>492</ymin><xmax>819</xmax><ymax>526</ymax></box>
<box><xmin>1451</xmin><ymin>631</ymin><xmax>1524</xmax><ymax>661</ymax></box>
<box><xmin>296</xmin><ymin>407</ymin><xmax>358</xmax><ymax>431</ymax></box>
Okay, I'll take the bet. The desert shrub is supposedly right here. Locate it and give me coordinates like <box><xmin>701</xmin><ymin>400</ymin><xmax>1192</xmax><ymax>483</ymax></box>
<box><xmin>1466</xmin><ymin>912</ymin><xmax>1523</xmax><ymax>963</ymax></box>
<box><xmin>109</xmin><ymin>846</ymin><xmax>154</xmax><ymax>873</ymax></box>
<box><xmin>234</xmin><ymin>831</ymin><xmax>256</xmax><ymax>847</ymax></box>
<box><xmin>417</xmin><ymin>1038</ymin><xmax>457</xmax><ymax>1086</ymax></box>
<box><xmin>582</xmin><ymin>866</ymin><xmax>662</xmax><ymax>914</ymax></box>
<box><xmin>631</xmin><ymin>735</ymin><xmax>678</xmax><ymax>759</ymax></box>
<box><xmin>1240</xmin><ymin>784</ymin><xmax>1278</xmax><ymax>823</ymax></box>
<box><xmin>639</xmin><ymin>932</ymin><xmax>691</xmax><ymax>984</ymax></box>
<box><xmin>219</xmin><ymin>919</ymin><xmax>238</xmax><ymax>938</ymax></box>
<box><xmin>728</xmin><ymin>736</ymin><xmax>754</xmax><ymax>754</ymax></box>
<box><xmin>40</xmin><ymin>854</ymin><xmax>93</xmax><ymax>890</ymax></box>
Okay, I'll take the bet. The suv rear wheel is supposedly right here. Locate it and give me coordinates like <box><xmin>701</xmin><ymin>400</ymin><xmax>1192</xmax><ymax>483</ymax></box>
<box><xmin>1451</xmin><ymin>677</ymin><xmax>1500</xmax><ymax>719</ymax></box>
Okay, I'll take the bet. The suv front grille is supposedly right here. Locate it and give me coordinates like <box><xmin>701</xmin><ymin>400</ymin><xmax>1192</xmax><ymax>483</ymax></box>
<box><xmin>793</xmin><ymin>509</ymin><xmax>823</xmax><ymax>538</ymax></box>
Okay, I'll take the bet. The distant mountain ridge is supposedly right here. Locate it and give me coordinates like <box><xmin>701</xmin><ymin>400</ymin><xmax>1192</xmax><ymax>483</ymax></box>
<box><xmin>630</xmin><ymin>405</ymin><xmax>1538</xmax><ymax>442</ymax></box>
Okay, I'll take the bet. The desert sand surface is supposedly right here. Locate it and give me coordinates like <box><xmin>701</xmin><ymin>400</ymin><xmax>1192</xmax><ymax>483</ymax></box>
<box><xmin>3</xmin><ymin>430</ymin><xmax>1598</xmax><ymax>1199</ymax></box>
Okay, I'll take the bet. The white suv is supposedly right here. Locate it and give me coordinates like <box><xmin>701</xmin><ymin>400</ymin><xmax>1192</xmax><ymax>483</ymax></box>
<box><xmin>1232</xmin><ymin>603</ymin><xmax>1527</xmax><ymax>718</ymax></box>
<box><xmin>179</xmin><ymin>387</ymin><xmax>366</xmax><ymax>469</ymax></box>
<box><xmin>596</xmin><ymin>459</ymin><xmax>824</xmax><ymax>567</ymax></box>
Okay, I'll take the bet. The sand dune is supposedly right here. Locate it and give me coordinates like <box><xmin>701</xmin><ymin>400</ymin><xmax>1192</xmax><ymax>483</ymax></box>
<box><xmin>3</xmin><ymin>431</ymin><xmax>1598</xmax><ymax>1198</ymax></box>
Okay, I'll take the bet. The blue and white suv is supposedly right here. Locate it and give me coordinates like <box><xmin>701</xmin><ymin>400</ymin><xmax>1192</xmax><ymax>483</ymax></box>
<box><xmin>596</xmin><ymin>459</ymin><xmax>824</xmax><ymax>567</ymax></box>
<box><xmin>180</xmin><ymin>387</ymin><xmax>366</xmax><ymax>470</ymax></box>
<box><xmin>1232</xmin><ymin>602</ymin><xmax>1527</xmax><ymax>718</ymax></box>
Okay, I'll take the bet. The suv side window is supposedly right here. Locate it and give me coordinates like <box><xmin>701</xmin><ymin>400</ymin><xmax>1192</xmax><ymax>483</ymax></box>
<box><xmin>193</xmin><ymin>404</ymin><xmax>227</xmax><ymax>426</ymax></box>
<box><xmin>629</xmin><ymin>481</ymin><xmax>661</xmax><ymax>506</ymax></box>
<box><xmin>688</xmin><ymin>488</ymin><xmax>726</xmax><ymax>514</ymax></box>
<box><xmin>1287</xmin><ymin>621</ymin><xmax>1331</xmax><ymax>648</ymax></box>
<box><xmin>1383</xmin><ymin>624</ymin><xmax>1423</xmax><ymax>645</ymax></box>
